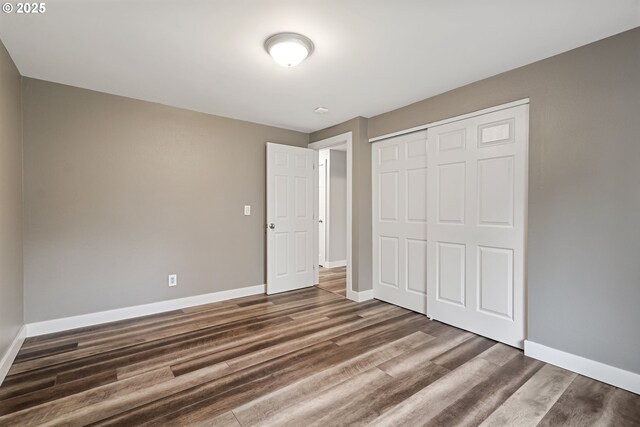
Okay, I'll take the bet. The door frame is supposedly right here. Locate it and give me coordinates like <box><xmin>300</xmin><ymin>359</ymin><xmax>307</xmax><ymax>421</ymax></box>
<box><xmin>308</xmin><ymin>132</ymin><xmax>354</xmax><ymax>300</ymax></box>
<box><xmin>317</xmin><ymin>155</ymin><xmax>327</xmax><ymax>267</ymax></box>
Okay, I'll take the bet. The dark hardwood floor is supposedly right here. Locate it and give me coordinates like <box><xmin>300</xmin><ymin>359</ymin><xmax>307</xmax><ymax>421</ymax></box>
<box><xmin>0</xmin><ymin>286</ymin><xmax>638</xmax><ymax>426</ymax></box>
<box><xmin>317</xmin><ymin>266</ymin><xmax>346</xmax><ymax>297</ymax></box>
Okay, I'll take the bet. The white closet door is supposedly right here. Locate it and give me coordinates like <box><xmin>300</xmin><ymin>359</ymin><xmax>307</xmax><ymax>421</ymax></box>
<box><xmin>372</xmin><ymin>131</ymin><xmax>428</xmax><ymax>314</ymax></box>
<box><xmin>427</xmin><ymin>104</ymin><xmax>528</xmax><ymax>348</ymax></box>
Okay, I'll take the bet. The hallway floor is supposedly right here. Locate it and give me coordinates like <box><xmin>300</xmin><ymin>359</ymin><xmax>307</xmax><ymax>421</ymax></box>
<box><xmin>317</xmin><ymin>266</ymin><xmax>346</xmax><ymax>297</ymax></box>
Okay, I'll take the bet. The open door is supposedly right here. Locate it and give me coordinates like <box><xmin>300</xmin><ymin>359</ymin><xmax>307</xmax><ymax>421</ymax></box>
<box><xmin>266</xmin><ymin>143</ymin><xmax>316</xmax><ymax>294</ymax></box>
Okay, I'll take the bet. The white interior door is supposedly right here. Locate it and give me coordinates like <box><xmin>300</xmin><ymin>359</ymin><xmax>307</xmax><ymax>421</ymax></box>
<box><xmin>372</xmin><ymin>131</ymin><xmax>428</xmax><ymax>314</ymax></box>
<box><xmin>318</xmin><ymin>160</ymin><xmax>327</xmax><ymax>267</ymax></box>
<box><xmin>267</xmin><ymin>143</ymin><xmax>315</xmax><ymax>294</ymax></box>
<box><xmin>427</xmin><ymin>104</ymin><xmax>528</xmax><ymax>348</ymax></box>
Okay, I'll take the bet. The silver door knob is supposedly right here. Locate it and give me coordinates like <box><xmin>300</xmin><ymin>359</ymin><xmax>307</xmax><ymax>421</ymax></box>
<box><xmin>319</xmin><ymin>219</ymin><xmax>323</xmax><ymax>223</ymax></box>
<box><xmin>268</xmin><ymin>223</ymin><xmax>275</xmax><ymax>229</ymax></box>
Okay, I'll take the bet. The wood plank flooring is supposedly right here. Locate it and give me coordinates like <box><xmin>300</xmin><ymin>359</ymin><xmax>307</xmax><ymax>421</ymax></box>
<box><xmin>1</xmin><ymin>286</ymin><xmax>638</xmax><ymax>426</ymax></box>
<box><xmin>317</xmin><ymin>266</ymin><xmax>346</xmax><ymax>297</ymax></box>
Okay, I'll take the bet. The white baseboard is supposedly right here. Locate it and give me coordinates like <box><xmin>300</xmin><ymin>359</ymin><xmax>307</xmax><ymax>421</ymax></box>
<box><xmin>347</xmin><ymin>288</ymin><xmax>374</xmax><ymax>303</ymax></box>
<box><xmin>323</xmin><ymin>260</ymin><xmax>347</xmax><ymax>269</ymax></box>
<box><xmin>0</xmin><ymin>325</ymin><xmax>26</xmax><ymax>386</ymax></box>
<box><xmin>26</xmin><ymin>285</ymin><xmax>266</xmax><ymax>337</ymax></box>
<box><xmin>524</xmin><ymin>340</ymin><xmax>640</xmax><ymax>395</ymax></box>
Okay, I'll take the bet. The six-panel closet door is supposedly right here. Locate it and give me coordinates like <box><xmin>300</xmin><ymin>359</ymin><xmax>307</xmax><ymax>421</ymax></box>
<box><xmin>372</xmin><ymin>131</ymin><xmax>428</xmax><ymax>314</ymax></box>
<box><xmin>426</xmin><ymin>105</ymin><xmax>528</xmax><ymax>348</ymax></box>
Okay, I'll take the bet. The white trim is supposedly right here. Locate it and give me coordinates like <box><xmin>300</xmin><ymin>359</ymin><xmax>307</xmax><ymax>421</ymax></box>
<box><xmin>318</xmin><ymin>149</ymin><xmax>329</xmax><ymax>270</ymax></box>
<box><xmin>313</xmin><ymin>149</ymin><xmax>320</xmax><ymax>284</ymax></box>
<box><xmin>26</xmin><ymin>285</ymin><xmax>265</xmax><ymax>337</ymax></box>
<box><xmin>369</xmin><ymin>98</ymin><xmax>530</xmax><ymax>143</ymax></box>
<box><xmin>309</xmin><ymin>132</ymin><xmax>353</xmax><ymax>302</ymax></box>
<box><xmin>0</xmin><ymin>326</ymin><xmax>26</xmax><ymax>386</ymax></box>
<box><xmin>323</xmin><ymin>260</ymin><xmax>347</xmax><ymax>269</ymax></box>
<box><xmin>525</xmin><ymin>340</ymin><xmax>640</xmax><ymax>395</ymax></box>
<box><xmin>309</xmin><ymin>132</ymin><xmax>353</xmax><ymax>150</ymax></box>
<box><xmin>347</xmin><ymin>288</ymin><xmax>374</xmax><ymax>303</ymax></box>
<box><xmin>324</xmin><ymin>151</ymin><xmax>331</xmax><ymax>265</ymax></box>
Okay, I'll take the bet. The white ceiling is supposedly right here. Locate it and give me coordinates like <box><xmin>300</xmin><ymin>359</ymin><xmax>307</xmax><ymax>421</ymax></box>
<box><xmin>1</xmin><ymin>1</ymin><xmax>638</xmax><ymax>132</ymax></box>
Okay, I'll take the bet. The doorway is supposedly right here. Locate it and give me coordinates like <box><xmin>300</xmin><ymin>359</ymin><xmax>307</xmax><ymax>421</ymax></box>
<box><xmin>308</xmin><ymin>132</ymin><xmax>355</xmax><ymax>301</ymax></box>
<box><xmin>318</xmin><ymin>146</ymin><xmax>347</xmax><ymax>269</ymax></box>
<box><xmin>317</xmin><ymin>146</ymin><xmax>347</xmax><ymax>297</ymax></box>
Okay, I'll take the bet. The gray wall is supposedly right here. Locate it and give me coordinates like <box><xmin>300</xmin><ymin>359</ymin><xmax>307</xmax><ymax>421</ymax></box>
<box><xmin>22</xmin><ymin>78</ymin><xmax>308</xmax><ymax>322</ymax></box>
<box><xmin>0</xmin><ymin>41</ymin><xmax>23</xmax><ymax>356</ymax></box>
<box><xmin>328</xmin><ymin>150</ymin><xmax>346</xmax><ymax>263</ymax></box>
<box><xmin>310</xmin><ymin>117</ymin><xmax>371</xmax><ymax>292</ymax></box>
<box><xmin>358</xmin><ymin>27</ymin><xmax>639</xmax><ymax>374</ymax></box>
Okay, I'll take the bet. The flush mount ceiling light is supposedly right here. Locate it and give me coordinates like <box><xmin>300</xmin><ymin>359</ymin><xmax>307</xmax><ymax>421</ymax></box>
<box><xmin>264</xmin><ymin>32</ymin><xmax>314</xmax><ymax>67</ymax></box>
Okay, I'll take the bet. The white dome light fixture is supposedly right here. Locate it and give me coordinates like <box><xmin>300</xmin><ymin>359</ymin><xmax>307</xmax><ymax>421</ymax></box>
<box><xmin>264</xmin><ymin>32</ymin><xmax>314</xmax><ymax>67</ymax></box>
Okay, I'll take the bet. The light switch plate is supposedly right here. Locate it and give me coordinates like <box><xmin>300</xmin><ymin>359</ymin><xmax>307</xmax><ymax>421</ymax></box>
<box><xmin>244</xmin><ymin>205</ymin><xmax>251</xmax><ymax>216</ymax></box>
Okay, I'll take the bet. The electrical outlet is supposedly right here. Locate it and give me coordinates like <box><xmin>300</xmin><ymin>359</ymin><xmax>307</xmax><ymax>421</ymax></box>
<box><xmin>168</xmin><ymin>274</ymin><xmax>177</xmax><ymax>287</ymax></box>
<box><xmin>244</xmin><ymin>205</ymin><xmax>251</xmax><ymax>216</ymax></box>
